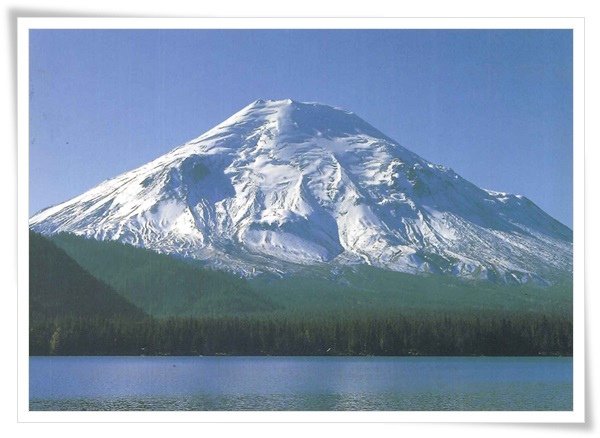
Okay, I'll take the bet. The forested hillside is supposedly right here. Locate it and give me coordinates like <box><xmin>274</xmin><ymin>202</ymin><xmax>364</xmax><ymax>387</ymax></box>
<box><xmin>251</xmin><ymin>266</ymin><xmax>573</xmax><ymax>316</ymax></box>
<box><xmin>50</xmin><ymin>232</ymin><xmax>279</xmax><ymax>317</ymax></box>
<box><xmin>49</xmin><ymin>233</ymin><xmax>572</xmax><ymax>318</ymax></box>
<box><xmin>29</xmin><ymin>231</ymin><xmax>146</xmax><ymax>321</ymax></box>
<box><xmin>29</xmin><ymin>232</ymin><xmax>573</xmax><ymax>356</ymax></box>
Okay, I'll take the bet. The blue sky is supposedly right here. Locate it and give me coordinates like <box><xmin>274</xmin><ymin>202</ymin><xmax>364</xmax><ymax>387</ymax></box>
<box><xmin>29</xmin><ymin>29</ymin><xmax>573</xmax><ymax>227</ymax></box>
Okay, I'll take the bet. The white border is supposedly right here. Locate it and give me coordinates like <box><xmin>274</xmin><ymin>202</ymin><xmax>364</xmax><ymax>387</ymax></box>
<box><xmin>17</xmin><ymin>17</ymin><xmax>585</xmax><ymax>423</ymax></box>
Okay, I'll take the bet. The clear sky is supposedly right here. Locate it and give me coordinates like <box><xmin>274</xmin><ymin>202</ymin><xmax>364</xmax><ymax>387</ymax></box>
<box><xmin>29</xmin><ymin>29</ymin><xmax>573</xmax><ymax>227</ymax></box>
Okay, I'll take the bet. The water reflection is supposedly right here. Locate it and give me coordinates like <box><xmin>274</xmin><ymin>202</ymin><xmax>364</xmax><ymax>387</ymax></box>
<box><xmin>29</xmin><ymin>356</ymin><xmax>573</xmax><ymax>411</ymax></box>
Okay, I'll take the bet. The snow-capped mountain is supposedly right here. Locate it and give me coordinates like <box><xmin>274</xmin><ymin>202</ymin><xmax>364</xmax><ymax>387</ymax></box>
<box><xmin>30</xmin><ymin>99</ymin><xmax>572</xmax><ymax>284</ymax></box>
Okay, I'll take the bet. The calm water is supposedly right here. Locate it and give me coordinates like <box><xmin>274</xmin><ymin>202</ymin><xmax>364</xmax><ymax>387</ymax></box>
<box><xmin>29</xmin><ymin>356</ymin><xmax>572</xmax><ymax>411</ymax></box>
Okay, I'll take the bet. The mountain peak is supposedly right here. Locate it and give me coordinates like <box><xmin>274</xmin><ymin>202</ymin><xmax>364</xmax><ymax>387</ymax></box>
<box><xmin>242</xmin><ymin>98</ymin><xmax>354</xmax><ymax>117</ymax></box>
<box><xmin>249</xmin><ymin>98</ymin><xmax>295</xmax><ymax>106</ymax></box>
<box><xmin>194</xmin><ymin>99</ymin><xmax>389</xmax><ymax>151</ymax></box>
<box><xmin>30</xmin><ymin>100</ymin><xmax>572</xmax><ymax>285</ymax></box>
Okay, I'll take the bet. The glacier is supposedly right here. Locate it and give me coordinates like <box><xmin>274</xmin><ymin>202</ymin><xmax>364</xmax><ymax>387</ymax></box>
<box><xmin>30</xmin><ymin>99</ymin><xmax>572</xmax><ymax>284</ymax></box>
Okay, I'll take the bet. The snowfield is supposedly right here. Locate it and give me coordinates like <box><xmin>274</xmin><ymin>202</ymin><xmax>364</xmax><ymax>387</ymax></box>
<box><xmin>30</xmin><ymin>99</ymin><xmax>572</xmax><ymax>284</ymax></box>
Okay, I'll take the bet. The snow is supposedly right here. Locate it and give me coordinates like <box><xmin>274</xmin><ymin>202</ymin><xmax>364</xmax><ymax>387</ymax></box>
<box><xmin>29</xmin><ymin>99</ymin><xmax>573</xmax><ymax>284</ymax></box>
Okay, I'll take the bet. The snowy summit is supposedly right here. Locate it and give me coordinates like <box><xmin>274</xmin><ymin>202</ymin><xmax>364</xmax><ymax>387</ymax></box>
<box><xmin>30</xmin><ymin>99</ymin><xmax>572</xmax><ymax>284</ymax></box>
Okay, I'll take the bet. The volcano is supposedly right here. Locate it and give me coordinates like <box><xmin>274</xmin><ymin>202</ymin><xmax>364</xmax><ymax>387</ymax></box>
<box><xmin>30</xmin><ymin>99</ymin><xmax>572</xmax><ymax>284</ymax></box>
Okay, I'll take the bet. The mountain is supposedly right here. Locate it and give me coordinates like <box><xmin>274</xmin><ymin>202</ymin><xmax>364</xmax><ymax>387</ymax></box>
<box><xmin>30</xmin><ymin>99</ymin><xmax>572</xmax><ymax>284</ymax></box>
<box><xmin>29</xmin><ymin>231</ymin><xmax>146</xmax><ymax>320</ymax></box>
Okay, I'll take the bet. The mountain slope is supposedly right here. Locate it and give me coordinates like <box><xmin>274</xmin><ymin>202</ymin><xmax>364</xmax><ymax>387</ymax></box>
<box><xmin>29</xmin><ymin>231</ymin><xmax>146</xmax><ymax>320</ymax></box>
<box><xmin>249</xmin><ymin>265</ymin><xmax>572</xmax><ymax>317</ymax></box>
<box><xmin>47</xmin><ymin>233</ymin><xmax>572</xmax><ymax>318</ymax></box>
<box><xmin>30</xmin><ymin>99</ymin><xmax>572</xmax><ymax>284</ymax></box>
<box><xmin>49</xmin><ymin>232</ymin><xmax>279</xmax><ymax>317</ymax></box>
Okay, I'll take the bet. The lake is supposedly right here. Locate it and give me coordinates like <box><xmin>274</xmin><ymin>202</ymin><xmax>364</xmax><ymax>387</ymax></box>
<box><xmin>29</xmin><ymin>356</ymin><xmax>572</xmax><ymax>411</ymax></box>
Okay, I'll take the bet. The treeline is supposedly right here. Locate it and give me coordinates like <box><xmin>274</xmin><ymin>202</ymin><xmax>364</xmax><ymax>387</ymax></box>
<box><xmin>49</xmin><ymin>232</ymin><xmax>279</xmax><ymax>317</ymax></box>
<box><xmin>30</xmin><ymin>313</ymin><xmax>572</xmax><ymax>356</ymax></box>
<box><xmin>46</xmin><ymin>231</ymin><xmax>573</xmax><ymax>318</ymax></box>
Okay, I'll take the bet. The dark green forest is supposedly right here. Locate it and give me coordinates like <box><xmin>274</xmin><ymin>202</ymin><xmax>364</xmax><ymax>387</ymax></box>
<box><xmin>49</xmin><ymin>232</ymin><xmax>278</xmax><ymax>317</ymax></box>
<box><xmin>29</xmin><ymin>231</ymin><xmax>573</xmax><ymax>356</ymax></box>
<box><xmin>29</xmin><ymin>231</ymin><xmax>146</xmax><ymax>320</ymax></box>
<box><xmin>30</xmin><ymin>314</ymin><xmax>572</xmax><ymax>356</ymax></box>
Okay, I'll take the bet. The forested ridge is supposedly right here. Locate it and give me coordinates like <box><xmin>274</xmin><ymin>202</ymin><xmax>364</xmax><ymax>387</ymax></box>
<box><xmin>50</xmin><ymin>232</ymin><xmax>279</xmax><ymax>317</ymax></box>
<box><xmin>29</xmin><ymin>231</ymin><xmax>146</xmax><ymax>320</ymax></box>
<box><xmin>49</xmin><ymin>232</ymin><xmax>573</xmax><ymax>317</ymax></box>
<box><xmin>29</xmin><ymin>231</ymin><xmax>573</xmax><ymax>356</ymax></box>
